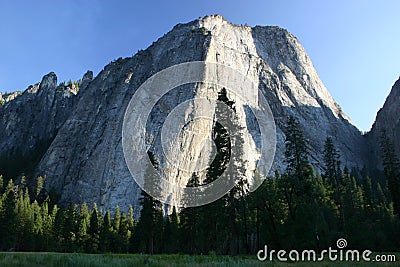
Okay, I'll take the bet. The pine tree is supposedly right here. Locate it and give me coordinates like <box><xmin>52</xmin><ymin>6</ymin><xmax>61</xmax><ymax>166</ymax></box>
<box><xmin>119</xmin><ymin>211</ymin><xmax>131</xmax><ymax>253</ymax></box>
<box><xmin>60</xmin><ymin>205</ymin><xmax>79</xmax><ymax>252</ymax></box>
<box><xmin>41</xmin><ymin>200</ymin><xmax>55</xmax><ymax>251</ymax></box>
<box><xmin>284</xmin><ymin>116</ymin><xmax>311</xmax><ymax>178</ymax></box>
<box><xmin>203</xmin><ymin>87</ymin><xmax>248</xmax><ymax>255</ymax></box>
<box><xmin>282</xmin><ymin>116</ymin><xmax>313</xmax><ymax>220</ymax></box>
<box><xmin>376</xmin><ymin>182</ymin><xmax>387</xmax><ymax>208</ymax></box>
<box><xmin>127</xmin><ymin>205</ymin><xmax>135</xmax><ymax>230</ymax></box>
<box><xmin>204</xmin><ymin>88</ymin><xmax>233</xmax><ymax>184</ymax></box>
<box><xmin>113</xmin><ymin>205</ymin><xmax>121</xmax><ymax>233</ymax></box>
<box><xmin>136</xmin><ymin>151</ymin><xmax>162</xmax><ymax>254</ymax></box>
<box><xmin>76</xmin><ymin>203</ymin><xmax>89</xmax><ymax>252</ymax></box>
<box><xmin>32</xmin><ymin>200</ymin><xmax>43</xmax><ymax>247</ymax></box>
<box><xmin>279</xmin><ymin>116</ymin><xmax>325</xmax><ymax>249</ymax></box>
<box><xmin>15</xmin><ymin>187</ymin><xmax>35</xmax><ymax>251</ymax></box>
<box><xmin>87</xmin><ymin>203</ymin><xmax>100</xmax><ymax>253</ymax></box>
<box><xmin>380</xmin><ymin>130</ymin><xmax>400</xmax><ymax>215</ymax></box>
<box><xmin>179</xmin><ymin>173</ymin><xmax>200</xmax><ymax>254</ymax></box>
<box><xmin>106</xmin><ymin>206</ymin><xmax>122</xmax><ymax>253</ymax></box>
<box><xmin>0</xmin><ymin>179</ymin><xmax>17</xmax><ymax>250</ymax></box>
<box><xmin>166</xmin><ymin>206</ymin><xmax>179</xmax><ymax>253</ymax></box>
<box><xmin>163</xmin><ymin>211</ymin><xmax>171</xmax><ymax>250</ymax></box>
<box><xmin>36</xmin><ymin>176</ymin><xmax>44</xmax><ymax>198</ymax></box>
<box><xmin>197</xmin><ymin>109</ymin><xmax>230</xmax><ymax>254</ymax></box>
<box><xmin>362</xmin><ymin>177</ymin><xmax>374</xmax><ymax>214</ymax></box>
<box><xmin>99</xmin><ymin>210</ymin><xmax>112</xmax><ymax>252</ymax></box>
<box><xmin>223</xmin><ymin>88</ymin><xmax>248</xmax><ymax>255</ymax></box>
<box><xmin>53</xmin><ymin>206</ymin><xmax>64</xmax><ymax>252</ymax></box>
<box><xmin>323</xmin><ymin>137</ymin><xmax>345</xmax><ymax>230</ymax></box>
<box><xmin>136</xmin><ymin>190</ymin><xmax>161</xmax><ymax>254</ymax></box>
<box><xmin>127</xmin><ymin>205</ymin><xmax>136</xmax><ymax>253</ymax></box>
<box><xmin>323</xmin><ymin>137</ymin><xmax>341</xmax><ymax>183</ymax></box>
<box><xmin>248</xmin><ymin>175</ymin><xmax>283</xmax><ymax>250</ymax></box>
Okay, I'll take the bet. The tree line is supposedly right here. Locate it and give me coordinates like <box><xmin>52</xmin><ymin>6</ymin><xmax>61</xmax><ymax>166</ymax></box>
<box><xmin>0</xmin><ymin>90</ymin><xmax>399</xmax><ymax>254</ymax></box>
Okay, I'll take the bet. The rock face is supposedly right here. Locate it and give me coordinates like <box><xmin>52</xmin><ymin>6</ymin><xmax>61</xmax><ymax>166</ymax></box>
<box><xmin>0</xmin><ymin>15</ymin><xmax>368</xmax><ymax>211</ymax></box>
<box><xmin>0</xmin><ymin>71</ymin><xmax>93</xmax><ymax>179</ymax></box>
<box><xmin>0</xmin><ymin>91</ymin><xmax>22</xmax><ymax>105</ymax></box>
<box><xmin>367</xmin><ymin>78</ymin><xmax>400</xmax><ymax>166</ymax></box>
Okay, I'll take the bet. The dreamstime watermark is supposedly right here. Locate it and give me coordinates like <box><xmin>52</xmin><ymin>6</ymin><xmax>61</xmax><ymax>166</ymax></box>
<box><xmin>122</xmin><ymin>61</ymin><xmax>276</xmax><ymax>207</ymax></box>
<box><xmin>257</xmin><ymin>238</ymin><xmax>397</xmax><ymax>263</ymax></box>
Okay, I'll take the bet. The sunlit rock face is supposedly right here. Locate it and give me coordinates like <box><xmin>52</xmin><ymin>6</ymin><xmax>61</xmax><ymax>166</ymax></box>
<box><xmin>0</xmin><ymin>15</ymin><xmax>367</xmax><ymax>212</ymax></box>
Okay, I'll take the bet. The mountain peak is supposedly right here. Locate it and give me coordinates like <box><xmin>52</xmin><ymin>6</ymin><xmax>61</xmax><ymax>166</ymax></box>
<box><xmin>39</xmin><ymin>72</ymin><xmax>57</xmax><ymax>91</ymax></box>
<box><xmin>1</xmin><ymin>17</ymin><xmax>368</xmax><ymax>211</ymax></box>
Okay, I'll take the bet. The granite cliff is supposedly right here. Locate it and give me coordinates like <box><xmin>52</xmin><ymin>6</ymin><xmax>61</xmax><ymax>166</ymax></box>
<box><xmin>0</xmin><ymin>71</ymin><xmax>93</xmax><ymax>180</ymax></box>
<box><xmin>367</xmin><ymin>78</ymin><xmax>400</xmax><ymax>167</ymax></box>
<box><xmin>0</xmin><ymin>15</ymin><xmax>371</xmax><ymax>211</ymax></box>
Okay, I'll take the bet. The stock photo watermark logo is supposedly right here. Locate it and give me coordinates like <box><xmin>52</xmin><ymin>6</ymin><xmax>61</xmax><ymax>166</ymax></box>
<box><xmin>122</xmin><ymin>61</ymin><xmax>276</xmax><ymax>207</ymax></box>
<box><xmin>257</xmin><ymin>238</ymin><xmax>397</xmax><ymax>263</ymax></box>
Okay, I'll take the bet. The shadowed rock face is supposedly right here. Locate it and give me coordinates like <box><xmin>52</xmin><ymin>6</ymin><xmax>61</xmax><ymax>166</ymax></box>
<box><xmin>0</xmin><ymin>15</ymin><xmax>368</xmax><ymax>212</ymax></box>
<box><xmin>0</xmin><ymin>71</ymin><xmax>93</xmax><ymax>180</ymax></box>
<box><xmin>367</xmin><ymin>78</ymin><xmax>400</xmax><ymax>167</ymax></box>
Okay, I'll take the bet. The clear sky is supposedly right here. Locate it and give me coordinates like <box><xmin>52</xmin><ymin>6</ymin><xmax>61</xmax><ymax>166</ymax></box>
<box><xmin>0</xmin><ymin>1</ymin><xmax>399</xmax><ymax>131</ymax></box>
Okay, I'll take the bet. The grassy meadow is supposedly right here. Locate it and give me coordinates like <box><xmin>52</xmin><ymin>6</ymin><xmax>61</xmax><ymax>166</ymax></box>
<box><xmin>0</xmin><ymin>252</ymin><xmax>399</xmax><ymax>267</ymax></box>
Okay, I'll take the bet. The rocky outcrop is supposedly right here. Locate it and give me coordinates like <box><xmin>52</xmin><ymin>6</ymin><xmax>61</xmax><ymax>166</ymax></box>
<box><xmin>0</xmin><ymin>71</ymin><xmax>92</xmax><ymax>179</ymax></box>
<box><xmin>1</xmin><ymin>15</ymin><xmax>368</xmax><ymax>211</ymax></box>
<box><xmin>0</xmin><ymin>91</ymin><xmax>22</xmax><ymax>105</ymax></box>
<box><xmin>367</xmin><ymin>77</ymin><xmax>400</xmax><ymax>167</ymax></box>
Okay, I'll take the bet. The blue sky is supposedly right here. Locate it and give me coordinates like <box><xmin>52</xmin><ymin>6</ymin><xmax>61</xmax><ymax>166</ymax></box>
<box><xmin>0</xmin><ymin>1</ymin><xmax>399</xmax><ymax>131</ymax></box>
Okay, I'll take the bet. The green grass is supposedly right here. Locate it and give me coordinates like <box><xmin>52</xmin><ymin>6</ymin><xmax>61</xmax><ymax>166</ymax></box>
<box><xmin>0</xmin><ymin>252</ymin><xmax>399</xmax><ymax>267</ymax></box>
